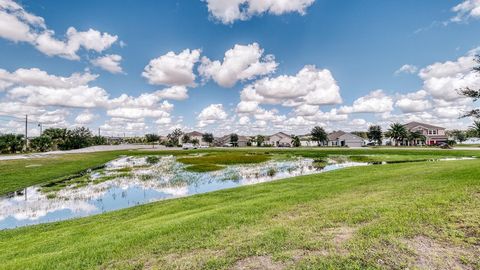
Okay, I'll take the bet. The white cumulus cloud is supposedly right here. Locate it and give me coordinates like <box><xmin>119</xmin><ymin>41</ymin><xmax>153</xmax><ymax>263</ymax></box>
<box><xmin>198</xmin><ymin>43</ymin><xmax>277</xmax><ymax>87</ymax></box>
<box><xmin>142</xmin><ymin>49</ymin><xmax>201</xmax><ymax>87</ymax></box>
<box><xmin>204</xmin><ymin>0</ymin><xmax>316</xmax><ymax>24</ymax></box>
<box><xmin>0</xmin><ymin>0</ymin><xmax>118</xmax><ymax>60</ymax></box>
<box><xmin>75</xmin><ymin>110</ymin><xmax>96</xmax><ymax>124</ymax></box>
<box><xmin>197</xmin><ymin>103</ymin><xmax>228</xmax><ymax>127</ymax></box>
<box><xmin>395</xmin><ymin>64</ymin><xmax>418</xmax><ymax>75</ymax></box>
<box><xmin>451</xmin><ymin>0</ymin><xmax>480</xmax><ymax>22</ymax></box>
<box><xmin>240</xmin><ymin>65</ymin><xmax>342</xmax><ymax>107</ymax></box>
<box><xmin>339</xmin><ymin>90</ymin><xmax>393</xmax><ymax>114</ymax></box>
<box><xmin>90</xmin><ymin>54</ymin><xmax>123</xmax><ymax>74</ymax></box>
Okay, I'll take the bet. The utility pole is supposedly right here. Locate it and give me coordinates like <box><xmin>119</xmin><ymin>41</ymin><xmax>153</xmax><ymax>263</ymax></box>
<box><xmin>25</xmin><ymin>114</ymin><xmax>28</xmax><ymax>150</ymax></box>
<box><xmin>98</xmin><ymin>127</ymin><xmax>101</xmax><ymax>136</ymax></box>
<box><xmin>38</xmin><ymin>123</ymin><xmax>43</xmax><ymax>135</ymax></box>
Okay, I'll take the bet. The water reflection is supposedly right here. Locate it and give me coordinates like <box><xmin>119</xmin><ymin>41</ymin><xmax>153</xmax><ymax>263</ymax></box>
<box><xmin>0</xmin><ymin>156</ymin><xmax>366</xmax><ymax>230</ymax></box>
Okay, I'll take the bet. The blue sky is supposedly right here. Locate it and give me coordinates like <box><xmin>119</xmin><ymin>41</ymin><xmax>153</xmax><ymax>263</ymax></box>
<box><xmin>0</xmin><ymin>0</ymin><xmax>479</xmax><ymax>136</ymax></box>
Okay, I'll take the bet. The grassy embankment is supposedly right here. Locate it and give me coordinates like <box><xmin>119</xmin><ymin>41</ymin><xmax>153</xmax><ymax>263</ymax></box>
<box><xmin>0</xmin><ymin>157</ymin><xmax>479</xmax><ymax>269</ymax></box>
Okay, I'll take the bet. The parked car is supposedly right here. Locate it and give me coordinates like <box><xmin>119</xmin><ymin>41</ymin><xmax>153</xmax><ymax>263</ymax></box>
<box><xmin>437</xmin><ymin>142</ymin><xmax>451</xmax><ymax>149</ymax></box>
<box><xmin>182</xmin><ymin>143</ymin><xmax>196</xmax><ymax>150</ymax></box>
<box><xmin>222</xmin><ymin>143</ymin><xmax>233</xmax><ymax>147</ymax></box>
<box><xmin>199</xmin><ymin>145</ymin><xmax>209</xmax><ymax>148</ymax></box>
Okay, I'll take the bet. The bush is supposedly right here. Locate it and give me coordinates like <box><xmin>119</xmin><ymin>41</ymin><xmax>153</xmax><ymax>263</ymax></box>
<box><xmin>60</xmin><ymin>127</ymin><xmax>93</xmax><ymax>150</ymax></box>
<box><xmin>30</xmin><ymin>135</ymin><xmax>53</xmax><ymax>152</ymax></box>
<box><xmin>0</xmin><ymin>134</ymin><xmax>24</xmax><ymax>153</ymax></box>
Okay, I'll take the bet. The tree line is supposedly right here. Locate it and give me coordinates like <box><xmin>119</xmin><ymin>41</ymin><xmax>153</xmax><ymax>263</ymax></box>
<box><xmin>0</xmin><ymin>127</ymin><xmax>107</xmax><ymax>154</ymax></box>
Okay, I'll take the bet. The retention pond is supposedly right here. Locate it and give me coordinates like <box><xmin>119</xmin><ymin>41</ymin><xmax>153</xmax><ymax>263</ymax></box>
<box><xmin>0</xmin><ymin>156</ymin><xmax>365</xmax><ymax>229</ymax></box>
<box><xmin>0</xmin><ymin>155</ymin><xmax>474</xmax><ymax>230</ymax></box>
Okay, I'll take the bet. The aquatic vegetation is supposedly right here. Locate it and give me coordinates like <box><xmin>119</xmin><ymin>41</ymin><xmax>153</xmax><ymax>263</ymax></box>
<box><xmin>177</xmin><ymin>152</ymin><xmax>270</xmax><ymax>165</ymax></box>
<box><xmin>312</xmin><ymin>158</ymin><xmax>328</xmax><ymax>169</ymax></box>
<box><xmin>146</xmin><ymin>156</ymin><xmax>160</xmax><ymax>164</ymax></box>
<box><xmin>267</xmin><ymin>167</ymin><xmax>277</xmax><ymax>177</ymax></box>
<box><xmin>185</xmin><ymin>164</ymin><xmax>224</xmax><ymax>172</ymax></box>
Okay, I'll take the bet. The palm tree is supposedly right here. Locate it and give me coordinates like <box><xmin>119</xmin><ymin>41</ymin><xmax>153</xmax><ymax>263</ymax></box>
<box><xmin>471</xmin><ymin>120</ymin><xmax>480</xmax><ymax>137</ymax></box>
<box><xmin>311</xmin><ymin>126</ymin><xmax>328</xmax><ymax>146</ymax></box>
<box><xmin>387</xmin><ymin>123</ymin><xmax>408</xmax><ymax>146</ymax></box>
<box><xmin>407</xmin><ymin>130</ymin><xmax>425</xmax><ymax>146</ymax></box>
<box><xmin>291</xmin><ymin>136</ymin><xmax>301</xmax><ymax>147</ymax></box>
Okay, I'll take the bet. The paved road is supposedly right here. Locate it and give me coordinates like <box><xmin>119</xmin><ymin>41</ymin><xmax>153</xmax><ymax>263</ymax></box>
<box><xmin>0</xmin><ymin>144</ymin><xmax>175</xmax><ymax>161</ymax></box>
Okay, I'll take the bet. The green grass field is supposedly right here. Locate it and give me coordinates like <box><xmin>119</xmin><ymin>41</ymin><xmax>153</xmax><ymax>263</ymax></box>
<box><xmin>0</xmin><ymin>148</ymin><xmax>479</xmax><ymax>269</ymax></box>
<box><xmin>0</xmin><ymin>157</ymin><xmax>479</xmax><ymax>269</ymax></box>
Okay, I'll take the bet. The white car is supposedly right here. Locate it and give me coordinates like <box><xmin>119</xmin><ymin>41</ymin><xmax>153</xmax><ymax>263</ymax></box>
<box><xmin>182</xmin><ymin>143</ymin><xmax>196</xmax><ymax>150</ymax></box>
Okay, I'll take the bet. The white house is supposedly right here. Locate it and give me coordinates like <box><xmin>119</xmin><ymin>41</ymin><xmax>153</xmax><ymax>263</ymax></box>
<box><xmin>180</xmin><ymin>131</ymin><xmax>208</xmax><ymax>146</ymax></box>
<box><xmin>266</xmin><ymin>132</ymin><xmax>292</xmax><ymax>147</ymax></box>
<box><xmin>327</xmin><ymin>131</ymin><xmax>364</xmax><ymax>147</ymax></box>
<box><xmin>299</xmin><ymin>134</ymin><xmax>317</xmax><ymax>147</ymax></box>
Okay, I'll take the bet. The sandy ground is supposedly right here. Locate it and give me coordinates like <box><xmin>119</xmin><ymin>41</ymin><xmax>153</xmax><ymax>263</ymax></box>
<box><xmin>0</xmin><ymin>144</ymin><xmax>179</xmax><ymax>161</ymax></box>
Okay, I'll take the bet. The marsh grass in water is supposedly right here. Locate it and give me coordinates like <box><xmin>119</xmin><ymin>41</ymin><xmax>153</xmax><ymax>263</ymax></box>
<box><xmin>177</xmin><ymin>152</ymin><xmax>270</xmax><ymax>165</ymax></box>
<box><xmin>146</xmin><ymin>156</ymin><xmax>160</xmax><ymax>164</ymax></box>
<box><xmin>185</xmin><ymin>164</ymin><xmax>225</xmax><ymax>172</ymax></box>
<box><xmin>312</xmin><ymin>159</ymin><xmax>328</xmax><ymax>169</ymax></box>
<box><xmin>267</xmin><ymin>167</ymin><xmax>277</xmax><ymax>177</ymax></box>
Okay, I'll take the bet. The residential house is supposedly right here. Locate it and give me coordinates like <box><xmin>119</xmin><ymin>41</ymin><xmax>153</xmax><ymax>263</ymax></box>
<box><xmin>266</xmin><ymin>132</ymin><xmax>292</xmax><ymax>147</ymax></box>
<box><xmin>403</xmin><ymin>122</ymin><xmax>448</xmax><ymax>146</ymax></box>
<box><xmin>299</xmin><ymin>134</ymin><xmax>317</xmax><ymax>147</ymax></box>
<box><xmin>327</xmin><ymin>131</ymin><xmax>364</xmax><ymax>147</ymax></box>
<box><xmin>179</xmin><ymin>131</ymin><xmax>210</xmax><ymax>146</ymax></box>
<box><xmin>214</xmin><ymin>134</ymin><xmax>251</xmax><ymax>147</ymax></box>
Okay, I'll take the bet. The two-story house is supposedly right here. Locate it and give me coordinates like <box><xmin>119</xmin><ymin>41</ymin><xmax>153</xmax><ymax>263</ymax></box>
<box><xmin>403</xmin><ymin>122</ymin><xmax>448</xmax><ymax>146</ymax></box>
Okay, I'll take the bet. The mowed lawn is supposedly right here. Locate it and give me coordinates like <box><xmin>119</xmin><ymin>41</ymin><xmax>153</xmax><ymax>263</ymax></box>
<box><xmin>0</xmin><ymin>156</ymin><xmax>479</xmax><ymax>269</ymax></box>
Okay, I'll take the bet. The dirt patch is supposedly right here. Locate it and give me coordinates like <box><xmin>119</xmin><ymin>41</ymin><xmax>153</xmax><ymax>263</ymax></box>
<box><xmin>230</xmin><ymin>256</ymin><xmax>286</xmax><ymax>270</ymax></box>
<box><xmin>405</xmin><ymin>236</ymin><xmax>479</xmax><ymax>270</ymax></box>
<box><xmin>159</xmin><ymin>249</ymin><xmax>225</xmax><ymax>270</ymax></box>
<box><xmin>325</xmin><ymin>226</ymin><xmax>356</xmax><ymax>246</ymax></box>
<box><xmin>103</xmin><ymin>249</ymin><xmax>225</xmax><ymax>270</ymax></box>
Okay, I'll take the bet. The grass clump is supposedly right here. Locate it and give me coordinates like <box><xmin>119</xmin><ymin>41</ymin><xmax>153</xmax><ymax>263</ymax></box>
<box><xmin>312</xmin><ymin>159</ymin><xmax>328</xmax><ymax>169</ymax></box>
<box><xmin>145</xmin><ymin>156</ymin><xmax>160</xmax><ymax>165</ymax></box>
<box><xmin>267</xmin><ymin>167</ymin><xmax>277</xmax><ymax>177</ymax></box>
<box><xmin>185</xmin><ymin>164</ymin><xmax>225</xmax><ymax>173</ymax></box>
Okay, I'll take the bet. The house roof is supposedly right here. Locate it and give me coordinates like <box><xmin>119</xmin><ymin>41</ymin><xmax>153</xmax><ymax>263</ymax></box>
<box><xmin>218</xmin><ymin>134</ymin><xmax>251</xmax><ymax>142</ymax></box>
<box><xmin>269</xmin><ymin>132</ymin><xmax>292</xmax><ymax>139</ymax></box>
<box><xmin>327</xmin><ymin>131</ymin><xmax>346</xmax><ymax>141</ymax></box>
<box><xmin>404</xmin><ymin>121</ymin><xmax>445</xmax><ymax>130</ymax></box>
<box><xmin>327</xmin><ymin>131</ymin><xmax>364</xmax><ymax>141</ymax></box>
<box><xmin>186</xmin><ymin>131</ymin><xmax>203</xmax><ymax>137</ymax></box>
